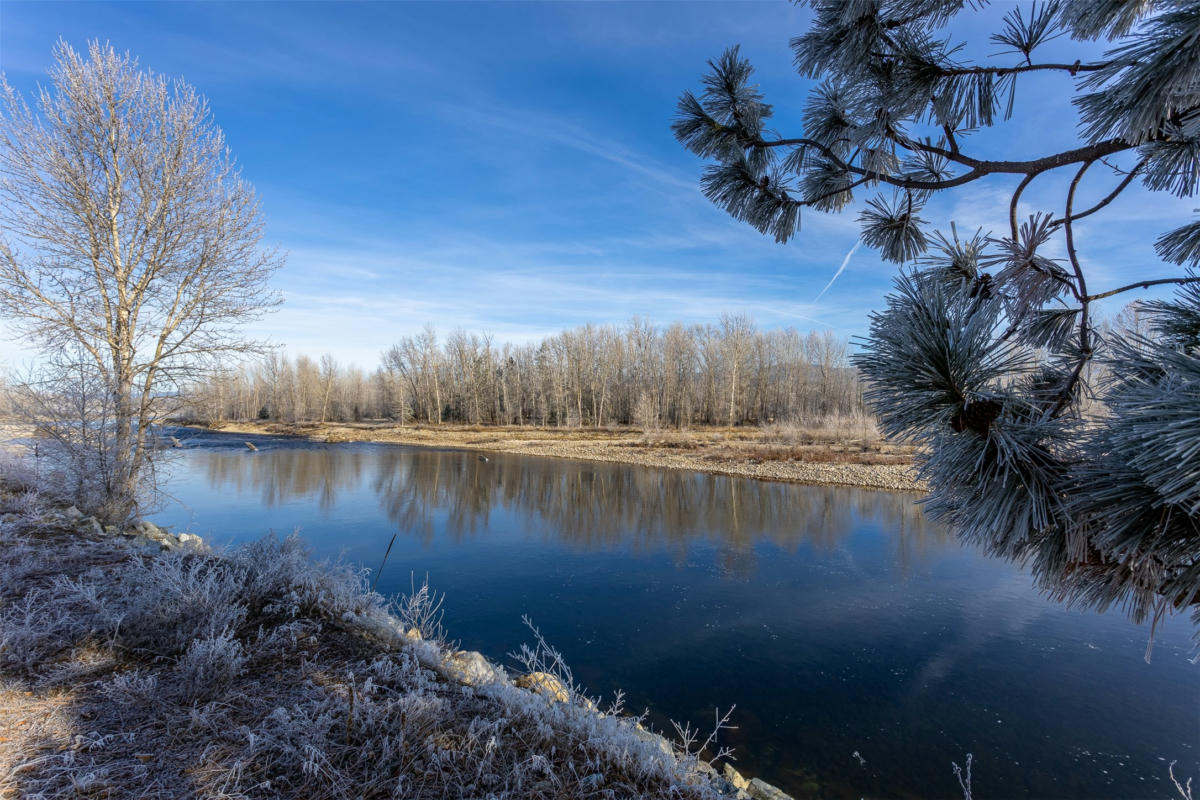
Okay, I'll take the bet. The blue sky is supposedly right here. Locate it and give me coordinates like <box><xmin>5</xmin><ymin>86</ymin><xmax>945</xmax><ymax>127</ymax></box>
<box><xmin>0</xmin><ymin>1</ymin><xmax>1192</xmax><ymax>369</ymax></box>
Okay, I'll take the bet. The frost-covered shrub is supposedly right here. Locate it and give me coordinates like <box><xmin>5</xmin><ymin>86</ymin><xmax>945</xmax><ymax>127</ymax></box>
<box><xmin>104</xmin><ymin>553</ymin><xmax>250</xmax><ymax>657</ymax></box>
<box><xmin>101</xmin><ymin>669</ymin><xmax>159</xmax><ymax>706</ymax></box>
<box><xmin>393</xmin><ymin>574</ymin><xmax>448</xmax><ymax>644</ymax></box>
<box><xmin>0</xmin><ymin>537</ymin><xmax>46</xmax><ymax>600</ymax></box>
<box><xmin>6</xmin><ymin>488</ymin><xmax>47</xmax><ymax>517</ymax></box>
<box><xmin>175</xmin><ymin>631</ymin><xmax>247</xmax><ymax>704</ymax></box>
<box><xmin>235</xmin><ymin>533</ymin><xmax>383</xmax><ymax>624</ymax></box>
<box><xmin>0</xmin><ymin>589</ymin><xmax>82</xmax><ymax>671</ymax></box>
<box><xmin>0</xmin><ymin>531</ymin><xmax>388</xmax><ymax>674</ymax></box>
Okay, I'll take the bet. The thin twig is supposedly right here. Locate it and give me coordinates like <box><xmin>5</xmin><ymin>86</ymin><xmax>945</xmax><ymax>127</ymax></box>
<box><xmin>1049</xmin><ymin>159</ymin><xmax>1093</xmax><ymax>418</ymax></box>
<box><xmin>1085</xmin><ymin>275</ymin><xmax>1200</xmax><ymax>302</ymax></box>
<box><xmin>371</xmin><ymin>532</ymin><xmax>397</xmax><ymax>593</ymax></box>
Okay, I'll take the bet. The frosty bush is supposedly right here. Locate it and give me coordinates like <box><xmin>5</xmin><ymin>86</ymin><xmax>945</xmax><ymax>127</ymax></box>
<box><xmin>175</xmin><ymin>631</ymin><xmax>247</xmax><ymax>704</ymax></box>
<box><xmin>393</xmin><ymin>573</ymin><xmax>449</xmax><ymax>645</ymax></box>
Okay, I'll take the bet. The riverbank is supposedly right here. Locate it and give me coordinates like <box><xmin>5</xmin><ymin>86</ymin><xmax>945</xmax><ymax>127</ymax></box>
<box><xmin>197</xmin><ymin>420</ymin><xmax>924</xmax><ymax>492</ymax></box>
<box><xmin>0</xmin><ymin>488</ymin><xmax>795</xmax><ymax>800</ymax></box>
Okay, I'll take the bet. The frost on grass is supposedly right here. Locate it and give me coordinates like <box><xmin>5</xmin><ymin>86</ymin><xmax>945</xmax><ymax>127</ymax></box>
<box><xmin>0</xmin><ymin>491</ymin><xmax>731</xmax><ymax>799</ymax></box>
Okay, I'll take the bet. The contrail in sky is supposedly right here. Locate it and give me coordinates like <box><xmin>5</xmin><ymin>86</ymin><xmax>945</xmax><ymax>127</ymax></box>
<box><xmin>814</xmin><ymin>241</ymin><xmax>860</xmax><ymax>302</ymax></box>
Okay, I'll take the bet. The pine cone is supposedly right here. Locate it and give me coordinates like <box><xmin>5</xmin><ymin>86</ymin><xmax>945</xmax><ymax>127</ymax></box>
<box><xmin>969</xmin><ymin>273</ymin><xmax>994</xmax><ymax>299</ymax></box>
<box><xmin>950</xmin><ymin>398</ymin><xmax>1002</xmax><ymax>435</ymax></box>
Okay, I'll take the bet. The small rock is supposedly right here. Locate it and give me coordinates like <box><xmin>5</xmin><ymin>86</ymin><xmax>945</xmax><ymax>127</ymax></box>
<box><xmin>129</xmin><ymin>526</ymin><xmax>175</xmax><ymax>550</ymax></box>
<box><xmin>63</xmin><ymin>506</ymin><xmax>82</xmax><ymax>520</ymax></box>
<box><xmin>703</xmin><ymin>774</ymin><xmax>743</xmax><ymax>797</ymax></box>
<box><xmin>632</xmin><ymin>726</ymin><xmax>675</xmax><ymax>758</ymax></box>
<box><xmin>444</xmin><ymin>650</ymin><xmax>500</xmax><ymax>686</ymax></box>
<box><xmin>747</xmin><ymin>777</ymin><xmax>795</xmax><ymax>800</ymax></box>
<box><xmin>513</xmin><ymin>671</ymin><xmax>569</xmax><ymax>703</ymax></box>
<box><xmin>177</xmin><ymin>533</ymin><xmax>203</xmax><ymax>547</ymax></box>
<box><xmin>129</xmin><ymin>534</ymin><xmax>164</xmax><ymax>552</ymax></box>
<box><xmin>356</xmin><ymin>617</ymin><xmax>411</xmax><ymax>650</ymax></box>
<box><xmin>724</xmin><ymin>764</ymin><xmax>750</xmax><ymax>791</ymax></box>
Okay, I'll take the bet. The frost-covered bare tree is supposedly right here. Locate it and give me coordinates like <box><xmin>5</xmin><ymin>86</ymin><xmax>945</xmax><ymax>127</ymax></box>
<box><xmin>674</xmin><ymin>1</ymin><xmax>1200</xmax><ymax>645</ymax></box>
<box><xmin>0</xmin><ymin>41</ymin><xmax>282</xmax><ymax>522</ymax></box>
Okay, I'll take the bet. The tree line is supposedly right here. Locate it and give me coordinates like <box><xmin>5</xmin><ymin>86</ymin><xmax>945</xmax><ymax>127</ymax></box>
<box><xmin>184</xmin><ymin>315</ymin><xmax>867</xmax><ymax>428</ymax></box>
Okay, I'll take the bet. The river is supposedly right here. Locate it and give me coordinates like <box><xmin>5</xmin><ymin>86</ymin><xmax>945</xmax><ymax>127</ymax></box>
<box><xmin>151</xmin><ymin>429</ymin><xmax>1198</xmax><ymax>799</ymax></box>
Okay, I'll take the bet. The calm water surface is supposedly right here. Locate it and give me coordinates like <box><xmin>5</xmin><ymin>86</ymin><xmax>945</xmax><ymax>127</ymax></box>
<box><xmin>152</xmin><ymin>430</ymin><xmax>1199</xmax><ymax>799</ymax></box>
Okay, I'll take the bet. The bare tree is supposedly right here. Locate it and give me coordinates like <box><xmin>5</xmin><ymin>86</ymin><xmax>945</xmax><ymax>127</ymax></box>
<box><xmin>720</xmin><ymin>313</ymin><xmax>754</xmax><ymax>426</ymax></box>
<box><xmin>318</xmin><ymin>354</ymin><xmax>338</xmax><ymax>424</ymax></box>
<box><xmin>0</xmin><ymin>41</ymin><xmax>282</xmax><ymax>521</ymax></box>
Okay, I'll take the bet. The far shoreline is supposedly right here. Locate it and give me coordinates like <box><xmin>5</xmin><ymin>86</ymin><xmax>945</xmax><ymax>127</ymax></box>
<box><xmin>184</xmin><ymin>420</ymin><xmax>926</xmax><ymax>493</ymax></box>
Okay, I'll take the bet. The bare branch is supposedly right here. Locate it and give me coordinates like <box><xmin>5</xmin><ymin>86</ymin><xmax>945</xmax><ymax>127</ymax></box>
<box><xmin>1085</xmin><ymin>275</ymin><xmax>1200</xmax><ymax>302</ymax></box>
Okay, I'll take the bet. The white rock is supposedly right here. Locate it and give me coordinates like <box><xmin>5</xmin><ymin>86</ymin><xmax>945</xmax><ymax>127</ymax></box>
<box><xmin>513</xmin><ymin>671</ymin><xmax>569</xmax><ymax>702</ymax></box>
<box><xmin>63</xmin><ymin>506</ymin><xmax>82</xmax><ymax>520</ymax></box>
<box><xmin>747</xmin><ymin>777</ymin><xmax>795</xmax><ymax>800</ymax></box>
<box><xmin>632</xmin><ymin>726</ymin><xmax>675</xmax><ymax>757</ymax></box>
<box><xmin>724</xmin><ymin>763</ymin><xmax>750</xmax><ymax>791</ymax></box>
<box><xmin>177</xmin><ymin>533</ymin><xmax>203</xmax><ymax>547</ymax></box>
<box><xmin>355</xmin><ymin>616</ymin><xmax>407</xmax><ymax>649</ymax></box>
<box><xmin>444</xmin><ymin>650</ymin><xmax>501</xmax><ymax>686</ymax></box>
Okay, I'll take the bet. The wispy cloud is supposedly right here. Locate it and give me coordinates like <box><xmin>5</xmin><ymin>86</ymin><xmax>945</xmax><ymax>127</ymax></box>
<box><xmin>815</xmin><ymin>241</ymin><xmax>860</xmax><ymax>302</ymax></box>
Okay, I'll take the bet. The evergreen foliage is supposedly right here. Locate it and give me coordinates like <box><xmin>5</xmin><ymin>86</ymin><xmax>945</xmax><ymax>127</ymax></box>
<box><xmin>674</xmin><ymin>1</ymin><xmax>1200</xmax><ymax>649</ymax></box>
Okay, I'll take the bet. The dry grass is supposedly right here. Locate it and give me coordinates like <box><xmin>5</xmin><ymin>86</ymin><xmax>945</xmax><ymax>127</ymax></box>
<box><xmin>621</xmin><ymin>419</ymin><xmax>909</xmax><ymax>466</ymax></box>
<box><xmin>700</xmin><ymin>444</ymin><xmax>908</xmax><ymax>466</ymax></box>
<box><xmin>207</xmin><ymin>419</ymin><xmax>917</xmax><ymax>473</ymax></box>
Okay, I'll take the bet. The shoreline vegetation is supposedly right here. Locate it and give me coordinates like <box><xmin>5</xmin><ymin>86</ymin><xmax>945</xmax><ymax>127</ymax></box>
<box><xmin>192</xmin><ymin>420</ymin><xmax>924</xmax><ymax>493</ymax></box>
<box><xmin>0</xmin><ymin>486</ymin><xmax>799</xmax><ymax>800</ymax></box>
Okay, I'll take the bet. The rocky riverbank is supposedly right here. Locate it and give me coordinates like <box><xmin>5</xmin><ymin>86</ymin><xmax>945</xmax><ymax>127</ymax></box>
<box><xmin>199</xmin><ymin>420</ymin><xmax>925</xmax><ymax>493</ymax></box>
<box><xmin>0</xmin><ymin>491</ymin><xmax>801</xmax><ymax>800</ymax></box>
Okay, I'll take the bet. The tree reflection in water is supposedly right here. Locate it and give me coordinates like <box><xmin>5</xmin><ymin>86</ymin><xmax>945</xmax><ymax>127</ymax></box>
<box><xmin>196</xmin><ymin>444</ymin><xmax>948</xmax><ymax>577</ymax></box>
